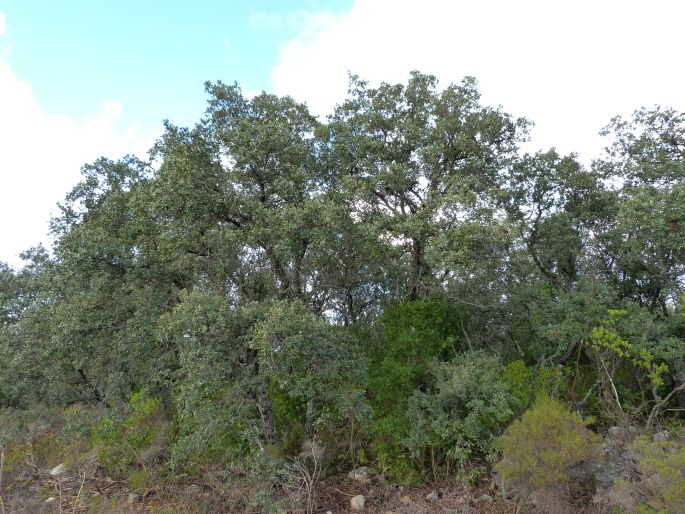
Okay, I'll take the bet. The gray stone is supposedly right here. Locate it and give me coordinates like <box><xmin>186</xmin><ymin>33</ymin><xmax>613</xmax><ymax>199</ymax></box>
<box><xmin>127</xmin><ymin>493</ymin><xmax>142</xmax><ymax>504</ymax></box>
<box><xmin>653</xmin><ymin>430</ymin><xmax>669</xmax><ymax>442</ymax></box>
<box><xmin>607</xmin><ymin>426</ymin><xmax>622</xmax><ymax>437</ymax></box>
<box><xmin>347</xmin><ymin>466</ymin><xmax>375</xmax><ymax>481</ymax></box>
<box><xmin>49</xmin><ymin>463</ymin><xmax>68</xmax><ymax>477</ymax></box>
<box><xmin>350</xmin><ymin>494</ymin><xmax>365</xmax><ymax>511</ymax></box>
<box><xmin>606</xmin><ymin>425</ymin><xmax>636</xmax><ymax>441</ymax></box>
<box><xmin>477</xmin><ymin>493</ymin><xmax>494</xmax><ymax>503</ymax></box>
<box><xmin>185</xmin><ymin>484</ymin><xmax>202</xmax><ymax>495</ymax></box>
<box><xmin>425</xmin><ymin>491</ymin><xmax>439</xmax><ymax>502</ymax></box>
<box><xmin>594</xmin><ymin>425</ymin><xmax>640</xmax><ymax>505</ymax></box>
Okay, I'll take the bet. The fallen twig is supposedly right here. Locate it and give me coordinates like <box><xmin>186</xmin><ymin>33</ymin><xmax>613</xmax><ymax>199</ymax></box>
<box><xmin>72</xmin><ymin>471</ymin><xmax>87</xmax><ymax>514</ymax></box>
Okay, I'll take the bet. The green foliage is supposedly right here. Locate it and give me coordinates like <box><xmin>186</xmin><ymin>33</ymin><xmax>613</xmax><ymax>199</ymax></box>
<box><xmin>404</xmin><ymin>351</ymin><xmax>515</xmax><ymax>478</ymax></box>
<box><xmin>269</xmin><ymin>382</ymin><xmax>306</xmax><ymax>456</ymax></box>
<box><xmin>620</xmin><ymin>436</ymin><xmax>685</xmax><ymax>514</ymax></box>
<box><xmin>93</xmin><ymin>391</ymin><xmax>166</xmax><ymax>476</ymax></box>
<box><xmin>159</xmin><ymin>290</ymin><xmax>258</xmax><ymax>469</ymax></box>
<box><xmin>247</xmin><ymin>299</ymin><xmax>371</xmax><ymax>432</ymax></box>
<box><xmin>370</xmin><ymin>297</ymin><xmax>462</xmax><ymax>413</ymax></box>
<box><xmin>368</xmin><ymin>297</ymin><xmax>462</xmax><ymax>480</ymax></box>
<box><xmin>0</xmin><ymin>72</ymin><xmax>684</xmax><ymax>503</ymax></box>
<box><xmin>502</xmin><ymin>359</ymin><xmax>567</xmax><ymax>411</ymax></box>
<box><xmin>591</xmin><ymin>310</ymin><xmax>669</xmax><ymax>387</ymax></box>
<box><xmin>164</xmin><ymin>291</ymin><xmax>369</xmax><ymax>472</ymax></box>
<box><xmin>495</xmin><ymin>397</ymin><xmax>600</xmax><ymax>491</ymax></box>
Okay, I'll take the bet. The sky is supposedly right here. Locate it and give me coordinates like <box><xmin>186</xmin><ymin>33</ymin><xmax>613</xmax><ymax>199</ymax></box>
<box><xmin>0</xmin><ymin>0</ymin><xmax>683</xmax><ymax>268</ymax></box>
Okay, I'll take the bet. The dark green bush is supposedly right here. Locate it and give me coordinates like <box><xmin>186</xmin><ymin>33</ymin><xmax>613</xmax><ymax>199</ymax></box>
<box><xmin>368</xmin><ymin>297</ymin><xmax>464</xmax><ymax>480</ymax></box>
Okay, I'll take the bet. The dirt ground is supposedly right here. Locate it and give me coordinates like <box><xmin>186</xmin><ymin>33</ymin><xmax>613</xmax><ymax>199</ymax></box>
<box><xmin>3</xmin><ymin>459</ymin><xmax>614</xmax><ymax>514</ymax></box>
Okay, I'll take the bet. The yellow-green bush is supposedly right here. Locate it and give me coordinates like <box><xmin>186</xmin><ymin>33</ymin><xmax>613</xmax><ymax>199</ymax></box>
<box><xmin>3</xmin><ymin>433</ymin><xmax>63</xmax><ymax>475</ymax></box>
<box><xmin>621</xmin><ymin>436</ymin><xmax>685</xmax><ymax>514</ymax></box>
<box><xmin>93</xmin><ymin>391</ymin><xmax>167</xmax><ymax>476</ymax></box>
<box><xmin>494</xmin><ymin>397</ymin><xmax>600</xmax><ymax>491</ymax></box>
<box><xmin>501</xmin><ymin>359</ymin><xmax>567</xmax><ymax>411</ymax></box>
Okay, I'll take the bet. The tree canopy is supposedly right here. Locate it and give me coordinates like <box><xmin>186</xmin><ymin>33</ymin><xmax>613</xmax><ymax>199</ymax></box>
<box><xmin>0</xmin><ymin>72</ymin><xmax>683</xmax><ymax>511</ymax></box>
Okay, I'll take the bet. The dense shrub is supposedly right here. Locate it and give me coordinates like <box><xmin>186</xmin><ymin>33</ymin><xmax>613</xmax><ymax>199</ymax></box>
<box><xmin>404</xmin><ymin>351</ymin><xmax>515</xmax><ymax>479</ymax></box>
<box><xmin>369</xmin><ymin>297</ymin><xmax>463</xmax><ymax>408</ymax></box>
<box><xmin>161</xmin><ymin>290</ymin><xmax>261</xmax><ymax>469</ymax></box>
<box><xmin>247</xmin><ymin>300</ymin><xmax>371</xmax><ymax>438</ymax></box>
<box><xmin>368</xmin><ymin>297</ymin><xmax>463</xmax><ymax>480</ymax></box>
<box><xmin>615</xmin><ymin>436</ymin><xmax>685</xmax><ymax>514</ymax></box>
<box><xmin>495</xmin><ymin>397</ymin><xmax>600</xmax><ymax>492</ymax></box>
<box><xmin>165</xmin><ymin>293</ymin><xmax>370</xmax><ymax>474</ymax></box>
<box><xmin>501</xmin><ymin>359</ymin><xmax>567</xmax><ymax>411</ymax></box>
<box><xmin>93</xmin><ymin>391</ymin><xmax>168</xmax><ymax>477</ymax></box>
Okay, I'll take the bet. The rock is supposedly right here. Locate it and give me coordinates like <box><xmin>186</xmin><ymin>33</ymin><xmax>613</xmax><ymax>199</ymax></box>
<box><xmin>607</xmin><ymin>426</ymin><xmax>622</xmax><ymax>438</ymax></box>
<box><xmin>185</xmin><ymin>484</ymin><xmax>202</xmax><ymax>495</ymax></box>
<box><xmin>595</xmin><ymin>425</ymin><xmax>640</xmax><ymax>505</ymax></box>
<box><xmin>425</xmin><ymin>491</ymin><xmax>439</xmax><ymax>502</ymax></box>
<box><xmin>127</xmin><ymin>493</ymin><xmax>142</xmax><ymax>504</ymax></box>
<box><xmin>476</xmin><ymin>493</ymin><xmax>494</xmax><ymax>503</ymax></box>
<box><xmin>49</xmin><ymin>463</ymin><xmax>68</xmax><ymax>477</ymax></box>
<box><xmin>45</xmin><ymin>497</ymin><xmax>56</xmax><ymax>503</ymax></box>
<box><xmin>29</xmin><ymin>423</ymin><xmax>51</xmax><ymax>436</ymax></box>
<box><xmin>568</xmin><ymin>460</ymin><xmax>599</xmax><ymax>490</ymax></box>
<box><xmin>350</xmin><ymin>494</ymin><xmax>366</xmax><ymax>511</ymax></box>
<box><xmin>653</xmin><ymin>430</ymin><xmax>669</xmax><ymax>442</ymax></box>
<box><xmin>348</xmin><ymin>466</ymin><xmax>375</xmax><ymax>481</ymax></box>
<box><xmin>400</xmin><ymin>494</ymin><xmax>411</xmax><ymax>504</ymax></box>
<box><xmin>606</xmin><ymin>425</ymin><xmax>636</xmax><ymax>441</ymax></box>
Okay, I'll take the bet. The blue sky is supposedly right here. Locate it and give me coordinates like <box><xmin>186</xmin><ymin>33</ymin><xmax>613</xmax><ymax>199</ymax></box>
<box><xmin>0</xmin><ymin>0</ymin><xmax>351</xmax><ymax>131</ymax></box>
<box><xmin>1</xmin><ymin>0</ymin><xmax>684</xmax><ymax>267</ymax></box>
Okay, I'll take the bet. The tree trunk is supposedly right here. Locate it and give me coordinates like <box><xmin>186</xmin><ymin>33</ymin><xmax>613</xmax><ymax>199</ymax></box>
<box><xmin>256</xmin><ymin>376</ymin><xmax>280</xmax><ymax>444</ymax></box>
<box><xmin>247</xmin><ymin>350</ymin><xmax>281</xmax><ymax>445</ymax></box>
<box><xmin>409</xmin><ymin>238</ymin><xmax>427</xmax><ymax>299</ymax></box>
<box><xmin>305</xmin><ymin>397</ymin><xmax>317</xmax><ymax>439</ymax></box>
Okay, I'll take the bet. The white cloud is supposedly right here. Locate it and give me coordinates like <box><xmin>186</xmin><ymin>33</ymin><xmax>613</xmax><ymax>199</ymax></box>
<box><xmin>250</xmin><ymin>8</ymin><xmax>335</xmax><ymax>33</ymax></box>
<box><xmin>271</xmin><ymin>0</ymin><xmax>685</xmax><ymax>162</ymax></box>
<box><xmin>0</xmin><ymin>12</ymin><xmax>6</xmax><ymax>36</ymax></box>
<box><xmin>0</xmin><ymin>29</ymin><xmax>156</xmax><ymax>268</ymax></box>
